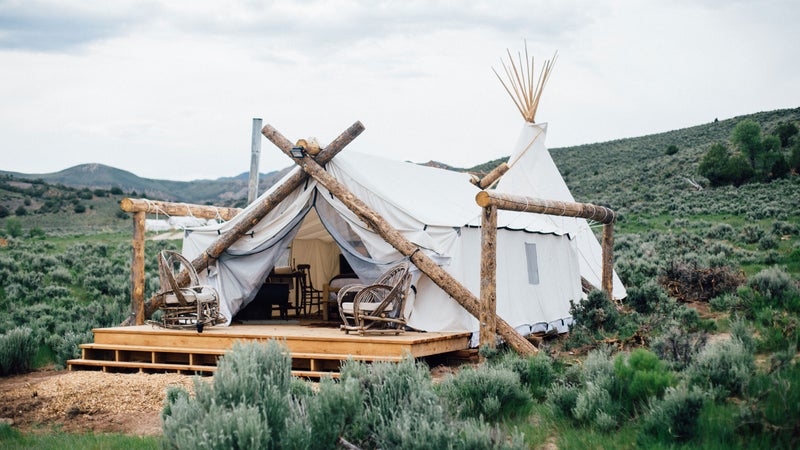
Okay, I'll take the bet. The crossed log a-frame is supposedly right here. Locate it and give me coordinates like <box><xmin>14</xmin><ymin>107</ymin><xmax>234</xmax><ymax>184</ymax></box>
<box><xmin>122</xmin><ymin>121</ymin><xmax>538</xmax><ymax>355</ymax></box>
<box><xmin>121</xmin><ymin>121</ymin><xmax>365</xmax><ymax>326</ymax></box>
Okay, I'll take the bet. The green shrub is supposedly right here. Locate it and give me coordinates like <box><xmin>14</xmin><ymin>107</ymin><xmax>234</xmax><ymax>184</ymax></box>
<box><xmin>572</xmin><ymin>382</ymin><xmax>618</xmax><ymax>431</ymax></box>
<box><xmin>336</xmin><ymin>357</ymin><xmax>521</xmax><ymax>449</ymax></box>
<box><xmin>625</xmin><ymin>280</ymin><xmax>667</xmax><ymax>314</ymax></box>
<box><xmin>162</xmin><ymin>340</ymin><xmax>292</xmax><ymax>449</ymax></box>
<box><xmin>739</xmin><ymin>355</ymin><xmax>800</xmax><ymax>447</ymax></box>
<box><xmin>495</xmin><ymin>350</ymin><xmax>557</xmax><ymax>400</ymax></box>
<box><xmin>612</xmin><ymin>349</ymin><xmax>674</xmax><ymax>416</ymax></box>
<box><xmin>650</xmin><ymin>327</ymin><xmax>707</xmax><ymax>370</ymax></box>
<box><xmin>688</xmin><ymin>338</ymin><xmax>754</xmax><ymax>400</ymax></box>
<box><xmin>758</xmin><ymin>234</ymin><xmax>779</xmax><ymax>250</ymax></box>
<box><xmin>46</xmin><ymin>330</ymin><xmax>92</xmax><ymax>368</ymax></box>
<box><xmin>303</xmin><ymin>376</ymin><xmax>363</xmax><ymax>450</ymax></box>
<box><xmin>771</xmin><ymin>220</ymin><xmax>799</xmax><ymax>236</ymax></box>
<box><xmin>48</xmin><ymin>266</ymin><xmax>73</xmax><ymax>285</ymax></box>
<box><xmin>568</xmin><ymin>290</ymin><xmax>620</xmax><ymax>347</ymax></box>
<box><xmin>729</xmin><ymin>316</ymin><xmax>757</xmax><ymax>353</ymax></box>
<box><xmin>640</xmin><ymin>384</ymin><xmax>707</xmax><ymax>443</ymax></box>
<box><xmin>376</xmin><ymin>413</ymin><xmax>526</xmax><ymax>450</ymax></box>
<box><xmin>710</xmin><ymin>292</ymin><xmax>739</xmax><ymax>312</ymax></box>
<box><xmin>0</xmin><ymin>326</ymin><xmax>38</xmax><ymax>375</ymax></box>
<box><xmin>546</xmin><ymin>381</ymin><xmax>580</xmax><ymax>418</ymax></box>
<box><xmin>438</xmin><ymin>365</ymin><xmax>532</xmax><ymax>422</ymax></box>
<box><xmin>546</xmin><ymin>348</ymin><xmax>624</xmax><ymax>430</ymax></box>
<box><xmin>705</xmin><ymin>222</ymin><xmax>735</xmax><ymax>240</ymax></box>
<box><xmin>740</xmin><ymin>224</ymin><xmax>764</xmax><ymax>244</ymax></box>
<box><xmin>747</xmin><ymin>267</ymin><xmax>799</xmax><ymax>308</ymax></box>
<box><xmin>5</xmin><ymin>217</ymin><xmax>22</xmax><ymax>238</ymax></box>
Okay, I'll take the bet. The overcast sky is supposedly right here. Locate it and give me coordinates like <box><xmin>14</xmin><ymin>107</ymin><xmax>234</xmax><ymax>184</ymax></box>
<box><xmin>1</xmin><ymin>0</ymin><xmax>797</xmax><ymax>181</ymax></box>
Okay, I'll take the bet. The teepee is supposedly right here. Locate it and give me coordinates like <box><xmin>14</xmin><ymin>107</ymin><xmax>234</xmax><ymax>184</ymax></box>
<box><xmin>491</xmin><ymin>45</ymin><xmax>627</xmax><ymax>298</ymax></box>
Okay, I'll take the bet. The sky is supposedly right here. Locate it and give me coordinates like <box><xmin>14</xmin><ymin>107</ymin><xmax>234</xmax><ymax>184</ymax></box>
<box><xmin>0</xmin><ymin>0</ymin><xmax>798</xmax><ymax>181</ymax></box>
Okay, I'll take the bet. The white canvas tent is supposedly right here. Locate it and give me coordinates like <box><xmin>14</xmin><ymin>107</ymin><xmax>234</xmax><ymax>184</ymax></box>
<box><xmin>494</xmin><ymin>122</ymin><xmax>627</xmax><ymax>298</ymax></box>
<box><xmin>181</xmin><ymin>149</ymin><xmax>585</xmax><ymax>342</ymax></box>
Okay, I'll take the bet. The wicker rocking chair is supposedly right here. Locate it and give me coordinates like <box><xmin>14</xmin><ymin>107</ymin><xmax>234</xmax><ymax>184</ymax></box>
<box><xmin>151</xmin><ymin>250</ymin><xmax>224</xmax><ymax>332</ymax></box>
<box><xmin>337</xmin><ymin>262</ymin><xmax>412</xmax><ymax>335</ymax></box>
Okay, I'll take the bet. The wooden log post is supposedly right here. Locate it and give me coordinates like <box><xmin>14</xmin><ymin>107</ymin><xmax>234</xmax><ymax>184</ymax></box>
<box><xmin>120</xmin><ymin>198</ymin><xmax>242</xmax><ymax>221</ymax></box>
<box><xmin>602</xmin><ymin>222</ymin><xmax>614</xmax><ymax>299</ymax></box>
<box><xmin>476</xmin><ymin>190</ymin><xmax>617</xmax><ymax>299</ymax></box>
<box><xmin>480</xmin><ymin>204</ymin><xmax>498</xmax><ymax>350</ymax></box>
<box><xmin>282</xmin><ymin>149</ymin><xmax>538</xmax><ymax>355</ymax></box>
<box><xmin>131</xmin><ymin>211</ymin><xmax>146</xmax><ymax>325</ymax></box>
<box><xmin>121</xmin><ymin>199</ymin><xmax>243</xmax><ymax>325</ymax></box>
<box><xmin>120</xmin><ymin>121</ymin><xmax>365</xmax><ymax>325</ymax></box>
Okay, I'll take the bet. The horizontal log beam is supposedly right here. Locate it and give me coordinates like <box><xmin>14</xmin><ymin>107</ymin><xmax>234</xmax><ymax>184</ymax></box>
<box><xmin>120</xmin><ymin>198</ymin><xmax>242</xmax><ymax>221</ymax></box>
<box><xmin>475</xmin><ymin>190</ymin><xmax>616</xmax><ymax>224</ymax></box>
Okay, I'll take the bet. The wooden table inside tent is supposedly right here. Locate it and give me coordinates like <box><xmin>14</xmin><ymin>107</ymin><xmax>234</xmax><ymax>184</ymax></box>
<box><xmin>268</xmin><ymin>268</ymin><xmax>304</xmax><ymax>316</ymax></box>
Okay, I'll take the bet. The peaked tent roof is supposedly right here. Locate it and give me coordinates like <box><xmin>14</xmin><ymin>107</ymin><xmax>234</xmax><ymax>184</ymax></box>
<box><xmin>494</xmin><ymin>122</ymin><xmax>627</xmax><ymax>298</ymax></box>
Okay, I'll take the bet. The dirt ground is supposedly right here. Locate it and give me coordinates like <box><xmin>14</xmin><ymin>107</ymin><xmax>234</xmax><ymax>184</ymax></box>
<box><xmin>0</xmin><ymin>369</ymin><xmax>195</xmax><ymax>435</ymax></box>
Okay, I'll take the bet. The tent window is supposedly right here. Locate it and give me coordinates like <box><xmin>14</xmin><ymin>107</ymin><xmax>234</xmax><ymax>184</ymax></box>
<box><xmin>525</xmin><ymin>243</ymin><xmax>540</xmax><ymax>285</ymax></box>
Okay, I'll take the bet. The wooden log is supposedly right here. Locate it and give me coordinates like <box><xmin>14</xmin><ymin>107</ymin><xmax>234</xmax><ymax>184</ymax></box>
<box><xmin>480</xmin><ymin>205</ymin><xmax>498</xmax><ymax>350</ymax></box>
<box><xmin>121</xmin><ymin>121</ymin><xmax>365</xmax><ymax>325</ymax></box>
<box><xmin>477</xmin><ymin>190</ymin><xmax>618</xmax><ymax>298</ymax></box>
<box><xmin>473</xmin><ymin>162</ymin><xmax>510</xmax><ymax>189</ymax></box>
<box><xmin>131</xmin><ymin>211</ymin><xmax>146</xmax><ymax>325</ymax></box>
<box><xmin>120</xmin><ymin>198</ymin><xmax>241</xmax><ymax>221</ymax></box>
<box><xmin>475</xmin><ymin>191</ymin><xmax>616</xmax><ymax>224</ymax></box>
<box><xmin>288</xmin><ymin>151</ymin><xmax>538</xmax><ymax>355</ymax></box>
<box><xmin>602</xmin><ymin>222</ymin><xmax>614</xmax><ymax>298</ymax></box>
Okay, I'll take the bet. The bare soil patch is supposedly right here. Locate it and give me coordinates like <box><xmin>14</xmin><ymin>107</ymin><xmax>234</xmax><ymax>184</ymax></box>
<box><xmin>0</xmin><ymin>369</ymin><xmax>194</xmax><ymax>435</ymax></box>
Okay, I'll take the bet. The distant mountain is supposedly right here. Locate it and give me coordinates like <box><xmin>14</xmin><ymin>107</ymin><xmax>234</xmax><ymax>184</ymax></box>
<box><xmin>0</xmin><ymin>164</ymin><xmax>290</xmax><ymax>206</ymax></box>
<box><xmin>2</xmin><ymin>107</ymin><xmax>798</xmax><ymax>209</ymax></box>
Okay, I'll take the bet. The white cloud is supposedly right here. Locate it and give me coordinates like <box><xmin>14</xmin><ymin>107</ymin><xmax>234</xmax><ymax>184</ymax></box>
<box><xmin>0</xmin><ymin>0</ymin><xmax>798</xmax><ymax>180</ymax></box>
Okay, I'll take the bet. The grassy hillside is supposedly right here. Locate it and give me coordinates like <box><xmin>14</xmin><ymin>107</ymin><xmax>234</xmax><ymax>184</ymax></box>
<box><xmin>0</xmin><ymin>163</ymin><xmax>290</xmax><ymax>206</ymax></box>
<box><xmin>551</xmin><ymin>108</ymin><xmax>800</xmax><ymax>215</ymax></box>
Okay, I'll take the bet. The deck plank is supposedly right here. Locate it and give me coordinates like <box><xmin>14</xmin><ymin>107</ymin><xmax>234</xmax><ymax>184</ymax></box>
<box><xmin>68</xmin><ymin>323</ymin><xmax>470</xmax><ymax>378</ymax></box>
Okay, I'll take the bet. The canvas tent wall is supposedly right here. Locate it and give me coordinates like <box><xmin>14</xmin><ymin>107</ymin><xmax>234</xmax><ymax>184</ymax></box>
<box><xmin>494</xmin><ymin>122</ymin><xmax>627</xmax><ymax>299</ymax></box>
<box><xmin>181</xmin><ymin>150</ymin><xmax>583</xmax><ymax>339</ymax></box>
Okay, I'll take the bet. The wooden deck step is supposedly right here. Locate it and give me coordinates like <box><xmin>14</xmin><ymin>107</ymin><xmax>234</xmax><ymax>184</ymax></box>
<box><xmin>68</xmin><ymin>324</ymin><xmax>470</xmax><ymax>379</ymax></box>
<box><xmin>67</xmin><ymin>358</ymin><xmax>218</xmax><ymax>374</ymax></box>
<box><xmin>67</xmin><ymin>359</ymin><xmax>342</xmax><ymax>378</ymax></box>
<box><xmin>69</xmin><ymin>343</ymin><xmax>407</xmax><ymax>378</ymax></box>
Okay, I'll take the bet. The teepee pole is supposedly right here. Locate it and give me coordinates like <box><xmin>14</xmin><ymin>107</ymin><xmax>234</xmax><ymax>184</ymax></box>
<box><xmin>282</xmin><ymin>150</ymin><xmax>539</xmax><ymax>355</ymax></box>
<box><xmin>121</xmin><ymin>121</ymin><xmax>365</xmax><ymax>325</ymax></box>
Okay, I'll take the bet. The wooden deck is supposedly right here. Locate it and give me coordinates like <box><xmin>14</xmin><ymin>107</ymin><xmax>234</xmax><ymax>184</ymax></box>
<box><xmin>67</xmin><ymin>323</ymin><xmax>471</xmax><ymax>378</ymax></box>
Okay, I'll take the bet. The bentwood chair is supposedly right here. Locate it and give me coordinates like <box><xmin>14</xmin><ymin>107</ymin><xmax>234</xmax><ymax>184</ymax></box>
<box><xmin>337</xmin><ymin>262</ymin><xmax>412</xmax><ymax>335</ymax></box>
